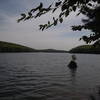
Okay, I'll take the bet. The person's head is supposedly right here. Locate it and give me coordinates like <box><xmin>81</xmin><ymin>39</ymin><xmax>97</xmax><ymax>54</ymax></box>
<box><xmin>71</xmin><ymin>55</ymin><xmax>76</xmax><ymax>61</ymax></box>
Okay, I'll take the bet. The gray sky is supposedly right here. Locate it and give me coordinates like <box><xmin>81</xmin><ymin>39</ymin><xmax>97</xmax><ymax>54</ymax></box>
<box><xmin>0</xmin><ymin>0</ymin><xmax>90</xmax><ymax>50</ymax></box>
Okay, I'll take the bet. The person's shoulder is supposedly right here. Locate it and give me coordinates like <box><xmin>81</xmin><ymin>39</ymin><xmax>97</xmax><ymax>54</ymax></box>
<box><xmin>68</xmin><ymin>60</ymin><xmax>77</xmax><ymax>69</ymax></box>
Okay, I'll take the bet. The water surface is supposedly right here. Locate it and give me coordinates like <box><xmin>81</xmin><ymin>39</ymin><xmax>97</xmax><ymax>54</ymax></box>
<box><xmin>0</xmin><ymin>53</ymin><xmax>100</xmax><ymax>100</ymax></box>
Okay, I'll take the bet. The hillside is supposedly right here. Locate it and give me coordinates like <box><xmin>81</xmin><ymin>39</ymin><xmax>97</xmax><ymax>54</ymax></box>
<box><xmin>0</xmin><ymin>41</ymin><xmax>37</xmax><ymax>52</ymax></box>
<box><xmin>69</xmin><ymin>45</ymin><xmax>100</xmax><ymax>54</ymax></box>
<box><xmin>38</xmin><ymin>49</ymin><xmax>68</xmax><ymax>53</ymax></box>
<box><xmin>0</xmin><ymin>41</ymin><xmax>67</xmax><ymax>53</ymax></box>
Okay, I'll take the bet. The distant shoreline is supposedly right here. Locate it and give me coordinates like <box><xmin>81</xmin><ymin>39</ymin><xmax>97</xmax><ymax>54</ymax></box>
<box><xmin>1</xmin><ymin>41</ymin><xmax>100</xmax><ymax>54</ymax></box>
<box><xmin>1</xmin><ymin>51</ymin><xmax>100</xmax><ymax>54</ymax></box>
<box><xmin>69</xmin><ymin>45</ymin><xmax>100</xmax><ymax>54</ymax></box>
<box><xmin>0</xmin><ymin>41</ymin><xmax>68</xmax><ymax>53</ymax></box>
<box><xmin>0</xmin><ymin>51</ymin><xmax>68</xmax><ymax>53</ymax></box>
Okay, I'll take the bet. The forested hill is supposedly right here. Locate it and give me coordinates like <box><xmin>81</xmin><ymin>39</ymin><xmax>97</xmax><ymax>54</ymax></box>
<box><xmin>0</xmin><ymin>41</ymin><xmax>67</xmax><ymax>53</ymax></box>
<box><xmin>0</xmin><ymin>41</ymin><xmax>37</xmax><ymax>52</ymax></box>
<box><xmin>69</xmin><ymin>45</ymin><xmax>100</xmax><ymax>54</ymax></box>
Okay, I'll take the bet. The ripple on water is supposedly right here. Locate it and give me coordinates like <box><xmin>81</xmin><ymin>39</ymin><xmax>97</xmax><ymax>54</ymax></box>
<box><xmin>0</xmin><ymin>53</ymin><xmax>100</xmax><ymax>100</ymax></box>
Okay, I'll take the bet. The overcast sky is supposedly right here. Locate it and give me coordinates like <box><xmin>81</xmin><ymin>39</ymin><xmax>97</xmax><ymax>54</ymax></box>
<box><xmin>0</xmin><ymin>0</ymin><xmax>90</xmax><ymax>50</ymax></box>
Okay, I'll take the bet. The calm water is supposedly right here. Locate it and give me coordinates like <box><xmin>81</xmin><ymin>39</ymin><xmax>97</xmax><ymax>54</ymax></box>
<box><xmin>0</xmin><ymin>53</ymin><xmax>100</xmax><ymax>100</ymax></box>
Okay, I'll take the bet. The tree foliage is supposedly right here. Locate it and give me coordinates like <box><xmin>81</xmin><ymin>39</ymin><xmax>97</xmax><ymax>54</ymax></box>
<box><xmin>17</xmin><ymin>0</ymin><xmax>100</xmax><ymax>45</ymax></box>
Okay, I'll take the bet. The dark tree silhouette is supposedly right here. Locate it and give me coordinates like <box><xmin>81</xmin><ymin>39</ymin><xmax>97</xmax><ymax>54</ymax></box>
<box><xmin>72</xmin><ymin>4</ymin><xmax>100</xmax><ymax>45</ymax></box>
<box><xmin>17</xmin><ymin>0</ymin><xmax>100</xmax><ymax>45</ymax></box>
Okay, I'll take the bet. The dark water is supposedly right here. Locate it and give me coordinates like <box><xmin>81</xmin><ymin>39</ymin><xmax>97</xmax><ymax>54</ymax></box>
<box><xmin>0</xmin><ymin>53</ymin><xmax>100</xmax><ymax>100</ymax></box>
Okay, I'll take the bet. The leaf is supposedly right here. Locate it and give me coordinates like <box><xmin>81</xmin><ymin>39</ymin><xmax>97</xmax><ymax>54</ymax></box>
<box><xmin>39</xmin><ymin>25</ymin><xmax>43</xmax><ymax>30</ymax></box>
<box><xmin>59</xmin><ymin>12</ymin><xmax>64</xmax><ymax>18</ymax></box>
<box><xmin>61</xmin><ymin>4</ymin><xmax>68</xmax><ymax>11</ymax></box>
<box><xmin>55</xmin><ymin>1</ymin><xmax>62</xmax><ymax>7</ymax></box>
<box><xmin>82</xmin><ymin>36</ymin><xmax>89</xmax><ymax>43</ymax></box>
<box><xmin>52</xmin><ymin>8</ymin><xmax>57</xmax><ymax>13</ymax></box>
<box><xmin>34</xmin><ymin>12</ymin><xmax>40</xmax><ymax>18</ymax></box>
<box><xmin>42</xmin><ymin>26</ymin><xmax>45</xmax><ymax>31</ymax></box>
<box><xmin>46</xmin><ymin>24</ymin><xmax>53</xmax><ymax>29</ymax></box>
<box><xmin>59</xmin><ymin>18</ymin><xmax>63</xmax><ymax>23</ymax></box>
<box><xmin>88</xmin><ymin>3</ymin><xmax>92</xmax><ymax>6</ymax></box>
<box><xmin>30</xmin><ymin>8</ymin><xmax>35</xmax><ymax>13</ymax></box>
<box><xmin>23</xmin><ymin>12</ymin><xmax>33</xmax><ymax>21</ymax></box>
<box><xmin>79</xmin><ymin>38</ymin><xmax>82</xmax><ymax>40</ymax></box>
<box><xmin>24</xmin><ymin>16</ymin><xmax>31</xmax><ymax>20</ymax></box>
<box><xmin>53</xmin><ymin>17</ymin><xmax>58</xmax><ymax>26</ymax></box>
<box><xmin>28</xmin><ymin>12</ymin><xmax>32</xmax><ymax>16</ymax></box>
<box><xmin>21</xmin><ymin>13</ymin><xmax>26</xmax><ymax>17</ymax></box>
<box><xmin>76</xmin><ymin>12</ymin><xmax>80</xmax><ymax>16</ymax></box>
<box><xmin>48</xmin><ymin>4</ymin><xmax>52</xmax><ymax>8</ymax></box>
<box><xmin>38</xmin><ymin>2</ymin><xmax>43</xmax><ymax>10</ymax></box>
<box><xmin>48</xmin><ymin>21</ymin><xmax>50</xmax><ymax>25</ymax></box>
<box><xmin>17</xmin><ymin>19</ymin><xmax>21</xmax><ymax>23</ymax></box>
<box><xmin>17</xmin><ymin>13</ymin><xmax>26</xmax><ymax>23</ymax></box>
<box><xmin>54</xmin><ymin>21</ymin><xmax>58</xmax><ymax>26</ymax></box>
<box><xmin>72</xmin><ymin>6</ymin><xmax>76</xmax><ymax>12</ymax></box>
<box><xmin>65</xmin><ymin>10</ymin><xmax>69</xmax><ymax>17</ymax></box>
<box><xmin>53</xmin><ymin>17</ymin><xmax>55</xmax><ymax>21</ymax></box>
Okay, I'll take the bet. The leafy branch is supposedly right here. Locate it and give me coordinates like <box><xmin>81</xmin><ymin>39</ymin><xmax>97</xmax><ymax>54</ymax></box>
<box><xmin>17</xmin><ymin>0</ymin><xmax>100</xmax><ymax>44</ymax></box>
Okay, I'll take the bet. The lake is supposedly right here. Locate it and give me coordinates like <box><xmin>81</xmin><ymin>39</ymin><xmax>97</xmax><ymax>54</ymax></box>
<box><xmin>0</xmin><ymin>53</ymin><xmax>100</xmax><ymax>100</ymax></box>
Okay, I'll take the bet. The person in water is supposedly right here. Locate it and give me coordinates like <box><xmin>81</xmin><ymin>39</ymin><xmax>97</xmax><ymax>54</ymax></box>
<box><xmin>68</xmin><ymin>55</ymin><xmax>77</xmax><ymax>69</ymax></box>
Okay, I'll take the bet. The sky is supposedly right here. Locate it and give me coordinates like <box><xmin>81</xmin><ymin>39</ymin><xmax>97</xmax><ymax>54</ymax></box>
<box><xmin>0</xmin><ymin>0</ymin><xmax>90</xmax><ymax>50</ymax></box>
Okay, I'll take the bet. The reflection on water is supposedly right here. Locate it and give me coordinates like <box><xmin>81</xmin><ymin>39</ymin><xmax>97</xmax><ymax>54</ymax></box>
<box><xmin>0</xmin><ymin>53</ymin><xmax>100</xmax><ymax>100</ymax></box>
<box><xmin>70</xmin><ymin>68</ymin><xmax>77</xmax><ymax>77</ymax></box>
<box><xmin>68</xmin><ymin>67</ymin><xmax>77</xmax><ymax>94</ymax></box>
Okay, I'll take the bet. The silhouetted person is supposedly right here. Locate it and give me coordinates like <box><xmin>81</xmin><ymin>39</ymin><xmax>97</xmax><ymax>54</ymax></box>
<box><xmin>68</xmin><ymin>55</ymin><xmax>77</xmax><ymax>69</ymax></box>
